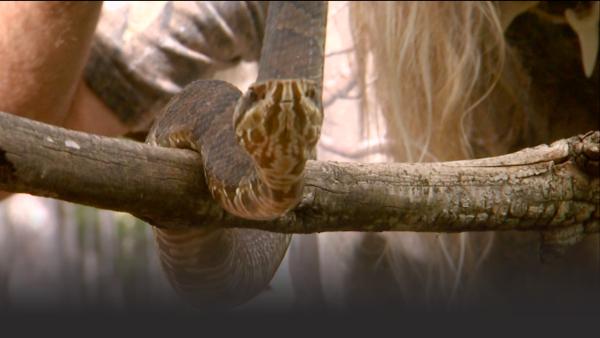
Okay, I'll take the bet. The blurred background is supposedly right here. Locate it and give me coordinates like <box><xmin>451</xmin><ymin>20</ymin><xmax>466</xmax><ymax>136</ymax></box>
<box><xmin>0</xmin><ymin>194</ymin><xmax>175</xmax><ymax>311</ymax></box>
<box><xmin>0</xmin><ymin>193</ymin><xmax>294</xmax><ymax>312</ymax></box>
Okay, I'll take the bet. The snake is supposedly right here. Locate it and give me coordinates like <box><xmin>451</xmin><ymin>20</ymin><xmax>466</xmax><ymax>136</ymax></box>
<box><xmin>146</xmin><ymin>2</ymin><xmax>328</xmax><ymax>308</ymax></box>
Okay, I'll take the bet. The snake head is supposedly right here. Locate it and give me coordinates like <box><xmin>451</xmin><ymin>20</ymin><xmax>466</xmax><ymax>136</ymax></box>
<box><xmin>233</xmin><ymin>79</ymin><xmax>323</xmax><ymax>187</ymax></box>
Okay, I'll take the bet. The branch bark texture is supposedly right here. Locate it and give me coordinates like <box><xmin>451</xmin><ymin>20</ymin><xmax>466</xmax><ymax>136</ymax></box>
<box><xmin>0</xmin><ymin>111</ymin><xmax>598</xmax><ymax>235</ymax></box>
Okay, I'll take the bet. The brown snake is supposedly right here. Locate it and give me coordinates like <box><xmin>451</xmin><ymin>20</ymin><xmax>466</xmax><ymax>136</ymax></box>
<box><xmin>146</xmin><ymin>2</ymin><xmax>328</xmax><ymax>308</ymax></box>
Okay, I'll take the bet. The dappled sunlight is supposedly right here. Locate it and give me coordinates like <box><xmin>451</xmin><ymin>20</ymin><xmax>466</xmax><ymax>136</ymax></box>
<box><xmin>5</xmin><ymin>194</ymin><xmax>51</xmax><ymax>232</ymax></box>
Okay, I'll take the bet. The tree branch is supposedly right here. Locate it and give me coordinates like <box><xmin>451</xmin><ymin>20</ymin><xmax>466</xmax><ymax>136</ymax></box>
<box><xmin>0</xmin><ymin>111</ymin><xmax>598</xmax><ymax>235</ymax></box>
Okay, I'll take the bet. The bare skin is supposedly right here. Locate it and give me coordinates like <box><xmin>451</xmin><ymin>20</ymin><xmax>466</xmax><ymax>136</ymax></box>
<box><xmin>0</xmin><ymin>1</ymin><xmax>127</xmax><ymax>199</ymax></box>
<box><xmin>0</xmin><ymin>2</ymin><xmax>100</xmax><ymax>124</ymax></box>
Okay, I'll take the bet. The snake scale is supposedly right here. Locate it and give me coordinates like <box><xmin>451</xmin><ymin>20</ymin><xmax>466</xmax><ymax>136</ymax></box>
<box><xmin>146</xmin><ymin>2</ymin><xmax>328</xmax><ymax>308</ymax></box>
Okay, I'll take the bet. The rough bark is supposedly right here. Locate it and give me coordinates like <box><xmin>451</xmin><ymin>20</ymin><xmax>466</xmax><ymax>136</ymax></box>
<box><xmin>0</xmin><ymin>111</ymin><xmax>598</xmax><ymax>236</ymax></box>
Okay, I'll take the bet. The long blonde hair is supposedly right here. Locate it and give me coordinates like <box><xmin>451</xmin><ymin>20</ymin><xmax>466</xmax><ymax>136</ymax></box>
<box><xmin>347</xmin><ymin>1</ymin><xmax>533</xmax><ymax>305</ymax></box>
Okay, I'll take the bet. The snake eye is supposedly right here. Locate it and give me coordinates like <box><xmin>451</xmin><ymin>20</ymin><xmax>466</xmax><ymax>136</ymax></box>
<box><xmin>249</xmin><ymin>90</ymin><xmax>258</xmax><ymax>101</ymax></box>
<box><xmin>250</xmin><ymin>84</ymin><xmax>268</xmax><ymax>100</ymax></box>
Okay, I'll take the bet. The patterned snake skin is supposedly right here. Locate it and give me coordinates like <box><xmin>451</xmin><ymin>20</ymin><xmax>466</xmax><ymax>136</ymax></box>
<box><xmin>146</xmin><ymin>2</ymin><xmax>328</xmax><ymax>308</ymax></box>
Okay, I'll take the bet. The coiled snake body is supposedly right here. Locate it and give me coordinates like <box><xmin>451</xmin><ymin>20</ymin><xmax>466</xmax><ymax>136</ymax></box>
<box><xmin>146</xmin><ymin>2</ymin><xmax>327</xmax><ymax>307</ymax></box>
